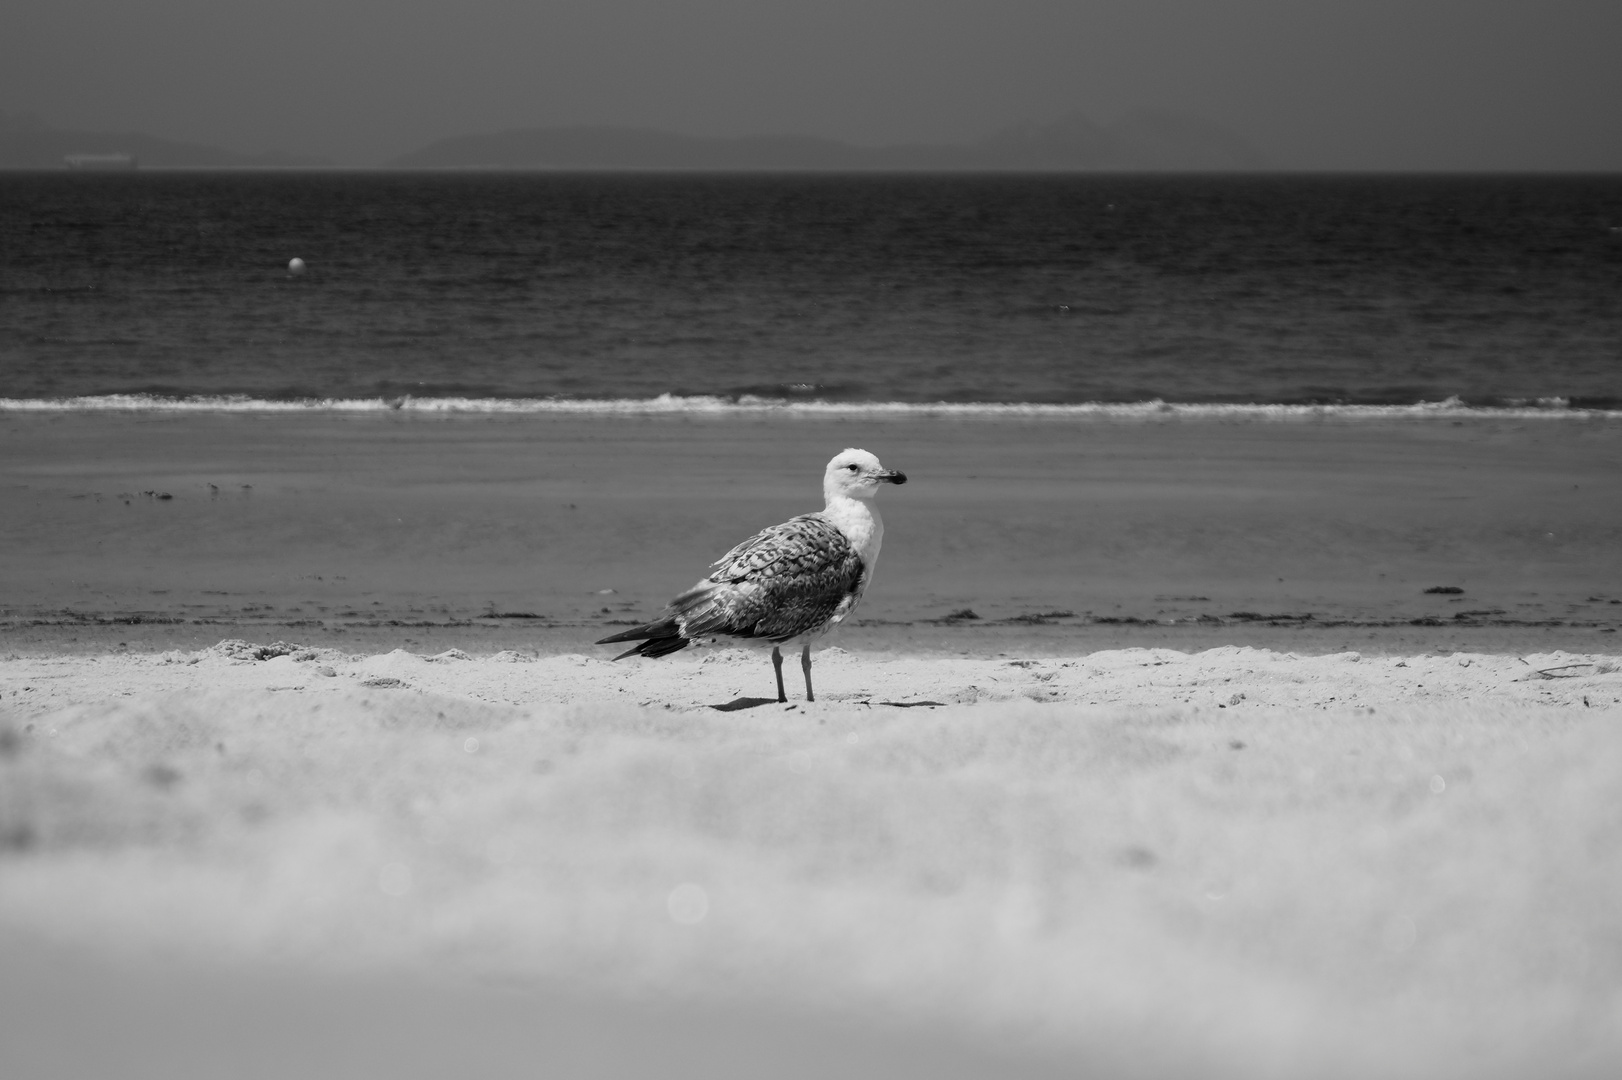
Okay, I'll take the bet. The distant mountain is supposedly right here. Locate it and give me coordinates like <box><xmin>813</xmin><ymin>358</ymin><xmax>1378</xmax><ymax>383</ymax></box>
<box><xmin>387</xmin><ymin>112</ymin><xmax>1266</xmax><ymax>171</ymax></box>
<box><xmin>971</xmin><ymin>111</ymin><xmax>1268</xmax><ymax>171</ymax></box>
<box><xmin>0</xmin><ymin>119</ymin><xmax>331</xmax><ymax>169</ymax></box>
<box><xmin>389</xmin><ymin>127</ymin><xmax>877</xmax><ymax>171</ymax></box>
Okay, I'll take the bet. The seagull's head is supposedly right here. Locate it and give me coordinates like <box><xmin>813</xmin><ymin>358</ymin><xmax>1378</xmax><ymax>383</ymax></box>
<box><xmin>825</xmin><ymin>448</ymin><xmax>907</xmax><ymax>502</ymax></box>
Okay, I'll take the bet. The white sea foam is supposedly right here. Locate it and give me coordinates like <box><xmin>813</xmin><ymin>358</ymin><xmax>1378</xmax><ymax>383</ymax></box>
<box><xmin>0</xmin><ymin>393</ymin><xmax>1616</xmax><ymax>421</ymax></box>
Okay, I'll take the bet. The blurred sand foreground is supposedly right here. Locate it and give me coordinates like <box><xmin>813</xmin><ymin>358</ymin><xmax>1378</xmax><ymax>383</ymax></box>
<box><xmin>3</xmin><ymin>642</ymin><xmax>1621</xmax><ymax>1079</ymax></box>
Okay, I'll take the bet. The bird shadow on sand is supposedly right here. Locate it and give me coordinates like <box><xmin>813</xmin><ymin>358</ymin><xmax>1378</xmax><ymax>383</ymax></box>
<box><xmin>710</xmin><ymin>697</ymin><xmax>787</xmax><ymax>712</ymax></box>
<box><xmin>708</xmin><ymin>697</ymin><xmax>950</xmax><ymax>711</ymax></box>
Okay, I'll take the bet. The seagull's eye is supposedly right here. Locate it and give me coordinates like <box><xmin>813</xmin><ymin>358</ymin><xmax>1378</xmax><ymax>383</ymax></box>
<box><xmin>846</xmin><ymin>464</ymin><xmax>859</xmax><ymax>472</ymax></box>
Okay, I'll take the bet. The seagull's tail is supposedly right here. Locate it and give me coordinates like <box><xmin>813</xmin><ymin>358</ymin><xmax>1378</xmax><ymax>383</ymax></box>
<box><xmin>595</xmin><ymin>616</ymin><xmax>690</xmax><ymax>660</ymax></box>
<box><xmin>595</xmin><ymin>583</ymin><xmax>725</xmax><ymax>660</ymax></box>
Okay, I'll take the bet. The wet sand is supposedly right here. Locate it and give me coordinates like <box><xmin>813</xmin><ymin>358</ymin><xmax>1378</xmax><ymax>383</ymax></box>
<box><xmin>3</xmin><ymin>410</ymin><xmax>1620</xmax><ymax>655</ymax></box>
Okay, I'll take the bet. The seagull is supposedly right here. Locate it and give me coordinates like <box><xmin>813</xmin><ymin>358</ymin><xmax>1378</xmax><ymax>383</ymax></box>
<box><xmin>597</xmin><ymin>448</ymin><xmax>907</xmax><ymax>702</ymax></box>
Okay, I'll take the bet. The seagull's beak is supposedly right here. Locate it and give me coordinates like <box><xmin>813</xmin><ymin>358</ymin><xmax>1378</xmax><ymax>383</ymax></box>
<box><xmin>876</xmin><ymin>469</ymin><xmax>907</xmax><ymax>485</ymax></box>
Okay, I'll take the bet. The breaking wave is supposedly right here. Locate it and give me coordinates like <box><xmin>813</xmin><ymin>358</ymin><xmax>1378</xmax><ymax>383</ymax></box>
<box><xmin>1</xmin><ymin>393</ymin><xmax>1617</xmax><ymax>421</ymax></box>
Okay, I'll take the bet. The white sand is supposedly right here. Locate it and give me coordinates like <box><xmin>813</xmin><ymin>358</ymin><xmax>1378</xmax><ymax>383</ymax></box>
<box><xmin>3</xmin><ymin>643</ymin><xmax>1621</xmax><ymax>1077</ymax></box>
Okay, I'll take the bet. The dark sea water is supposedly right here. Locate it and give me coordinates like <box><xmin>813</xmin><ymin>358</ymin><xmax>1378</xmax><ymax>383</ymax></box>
<box><xmin>2</xmin><ymin>171</ymin><xmax>1620</xmax><ymax>411</ymax></box>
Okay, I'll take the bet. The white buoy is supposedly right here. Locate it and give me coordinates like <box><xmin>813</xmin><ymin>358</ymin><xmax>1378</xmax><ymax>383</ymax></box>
<box><xmin>288</xmin><ymin>257</ymin><xmax>306</xmax><ymax>276</ymax></box>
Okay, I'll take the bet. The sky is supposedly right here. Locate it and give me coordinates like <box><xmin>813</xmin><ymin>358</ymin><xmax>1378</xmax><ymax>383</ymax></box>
<box><xmin>5</xmin><ymin>0</ymin><xmax>1620</xmax><ymax>169</ymax></box>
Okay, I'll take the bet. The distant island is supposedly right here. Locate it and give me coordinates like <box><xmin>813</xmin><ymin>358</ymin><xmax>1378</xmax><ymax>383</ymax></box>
<box><xmin>387</xmin><ymin>112</ymin><xmax>1266</xmax><ymax>171</ymax></box>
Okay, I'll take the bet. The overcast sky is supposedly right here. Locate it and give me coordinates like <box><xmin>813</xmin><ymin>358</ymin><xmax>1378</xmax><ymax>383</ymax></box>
<box><xmin>5</xmin><ymin>0</ymin><xmax>1620</xmax><ymax>169</ymax></box>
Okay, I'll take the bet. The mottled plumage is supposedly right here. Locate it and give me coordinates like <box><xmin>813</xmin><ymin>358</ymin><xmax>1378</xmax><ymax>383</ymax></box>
<box><xmin>597</xmin><ymin>449</ymin><xmax>906</xmax><ymax>702</ymax></box>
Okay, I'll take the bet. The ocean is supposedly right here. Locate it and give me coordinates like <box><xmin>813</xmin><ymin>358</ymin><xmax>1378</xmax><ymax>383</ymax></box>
<box><xmin>2</xmin><ymin>171</ymin><xmax>1620</xmax><ymax>412</ymax></box>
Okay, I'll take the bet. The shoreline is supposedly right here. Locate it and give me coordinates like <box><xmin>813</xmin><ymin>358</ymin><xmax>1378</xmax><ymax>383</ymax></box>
<box><xmin>4</xmin><ymin>614</ymin><xmax>1618</xmax><ymax>660</ymax></box>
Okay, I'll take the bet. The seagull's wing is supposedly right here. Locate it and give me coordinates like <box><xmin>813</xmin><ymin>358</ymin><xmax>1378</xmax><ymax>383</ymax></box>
<box><xmin>675</xmin><ymin>513</ymin><xmax>866</xmax><ymax>641</ymax></box>
<box><xmin>708</xmin><ymin>513</ymin><xmax>855</xmax><ymax>580</ymax></box>
<box><xmin>596</xmin><ymin>514</ymin><xmax>866</xmax><ymax>658</ymax></box>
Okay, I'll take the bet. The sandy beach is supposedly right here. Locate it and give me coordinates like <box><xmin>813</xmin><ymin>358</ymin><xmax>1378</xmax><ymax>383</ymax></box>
<box><xmin>4</xmin><ymin>410</ymin><xmax>1622</xmax><ymax>1077</ymax></box>
<box><xmin>3</xmin><ymin>641</ymin><xmax>1621</xmax><ymax>1078</ymax></box>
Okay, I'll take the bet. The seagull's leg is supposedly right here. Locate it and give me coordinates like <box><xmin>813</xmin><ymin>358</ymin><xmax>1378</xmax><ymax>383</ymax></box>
<box><xmin>771</xmin><ymin>646</ymin><xmax>787</xmax><ymax>703</ymax></box>
<box><xmin>801</xmin><ymin>644</ymin><xmax>815</xmax><ymax>703</ymax></box>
